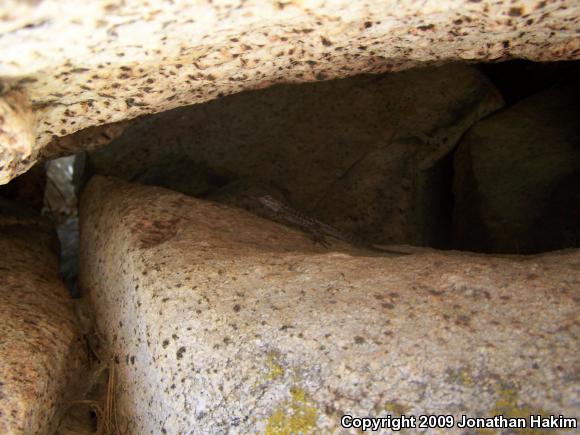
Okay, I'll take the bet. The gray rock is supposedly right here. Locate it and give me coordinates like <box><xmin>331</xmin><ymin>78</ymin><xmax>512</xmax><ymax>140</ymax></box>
<box><xmin>79</xmin><ymin>176</ymin><xmax>579</xmax><ymax>434</ymax></box>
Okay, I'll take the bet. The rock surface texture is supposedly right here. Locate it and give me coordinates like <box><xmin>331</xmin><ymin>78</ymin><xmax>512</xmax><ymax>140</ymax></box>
<box><xmin>454</xmin><ymin>80</ymin><xmax>580</xmax><ymax>254</ymax></box>
<box><xmin>1</xmin><ymin>0</ymin><xmax>580</xmax><ymax>183</ymax></box>
<box><xmin>89</xmin><ymin>64</ymin><xmax>503</xmax><ymax>248</ymax></box>
<box><xmin>0</xmin><ymin>200</ymin><xmax>87</xmax><ymax>434</ymax></box>
<box><xmin>79</xmin><ymin>176</ymin><xmax>579</xmax><ymax>434</ymax></box>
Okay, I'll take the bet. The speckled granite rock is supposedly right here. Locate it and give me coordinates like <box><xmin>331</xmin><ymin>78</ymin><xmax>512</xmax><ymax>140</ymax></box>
<box><xmin>454</xmin><ymin>80</ymin><xmax>580</xmax><ymax>254</ymax></box>
<box><xmin>0</xmin><ymin>200</ymin><xmax>88</xmax><ymax>434</ymax></box>
<box><xmin>1</xmin><ymin>0</ymin><xmax>579</xmax><ymax>183</ymax></box>
<box><xmin>89</xmin><ymin>64</ymin><xmax>503</xmax><ymax>248</ymax></box>
<box><xmin>79</xmin><ymin>176</ymin><xmax>579</xmax><ymax>434</ymax></box>
<box><xmin>0</xmin><ymin>88</ymin><xmax>36</xmax><ymax>184</ymax></box>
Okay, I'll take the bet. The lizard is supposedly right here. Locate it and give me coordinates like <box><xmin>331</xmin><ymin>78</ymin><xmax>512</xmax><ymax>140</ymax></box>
<box><xmin>257</xmin><ymin>195</ymin><xmax>410</xmax><ymax>256</ymax></box>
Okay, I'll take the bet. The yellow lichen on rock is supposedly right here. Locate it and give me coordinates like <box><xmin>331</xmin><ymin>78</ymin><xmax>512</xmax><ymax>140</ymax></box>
<box><xmin>478</xmin><ymin>387</ymin><xmax>550</xmax><ymax>435</ymax></box>
<box><xmin>384</xmin><ymin>401</ymin><xmax>411</xmax><ymax>417</ymax></box>
<box><xmin>265</xmin><ymin>388</ymin><xmax>318</xmax><ymax>435</ymax></box>
<box><xmin>266</xmin><ymin>352</ymin><xmax>285</xmax><ymax>381</ymax></box>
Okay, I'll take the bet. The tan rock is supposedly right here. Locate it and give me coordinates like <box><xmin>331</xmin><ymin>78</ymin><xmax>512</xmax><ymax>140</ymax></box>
<box><xmin>79</xmin><ymin>176</ymin><xmax>580</xmax><ymax>434</ymax></box>
<box><xmin>0</xmin><ymin>200</ymin><xmax>88</xmax><ymax>434</ymax></box>
<box><xmin>1</xmin><ymin>0</ymin><xmax>579</xmax><ymax>183</ymax></box>
<box><xmin>0</xmin><ymin>88</ymin><xmax>36</xmax><ymax>185</ymax></box>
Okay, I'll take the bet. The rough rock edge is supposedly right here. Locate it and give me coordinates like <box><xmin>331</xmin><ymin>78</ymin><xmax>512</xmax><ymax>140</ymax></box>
<box><xmin>0</xmin><ymin>87</ymin><xmax>36</xmax><ymax>184</ymax></box>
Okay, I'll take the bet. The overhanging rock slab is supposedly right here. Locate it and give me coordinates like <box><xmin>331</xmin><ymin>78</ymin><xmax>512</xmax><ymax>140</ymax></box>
<box><xmin>79</xmin><ymin>176</ymin><xmax>579</xmax><ymax>434</ymax></box>
<box><xmin>1</xmin><ymin>0</ymin><xmax>580</xmax><ymax>183</ymax></box>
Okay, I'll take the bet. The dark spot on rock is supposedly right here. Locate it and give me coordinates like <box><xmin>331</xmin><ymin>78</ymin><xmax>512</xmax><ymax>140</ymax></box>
<box><xmin>162</xmin><ymin>339</ymin><xmax>169</xmax><ymax>348</ymax></box>
<box><xmin>364</xmin><ymin>21</ymin><xmax>372</xmax><ymax>28</ymax></box>
<box><xmin>233</xmin><ymin>304</ymin><xmax>241</xmax><ymax>312</ymax></box>
<box><xmin>70</xmin><ymin>67</ymin><xmax>89</xmax><ymax>73</ymax></box>
<box><xmin>382</xmin><ymin>302</ymin><xmax>395</xmax><ymax>309</ymax></box>
<box><xmin>508</xmin><ymin>7</ymin><xmax>523</xmax><ymax>17</ymax></box>
<box><xmin>354</xmin><ymin>336</ymin><xmax>365</xmax><ymax>344</ymax></box>
<box><xmin>455</xmin><ymin>315</ymin><xmax>471</xmax><ymax>327</ymax></box>
<box><xmin>417</xmin><ymin>24</ymin><xmax>435</xmax><ymax>31</ymax></box>
<box><xmin>320</xmin><ymin>36</ymin><xmax>332</xmax><ymax>46</ymax></box>
<box><xmin>176</xmin><ymin>346</ymin><xmax>186</xmax><ymax>359</ymax></box>
<box><xmin>527</xmin><ymin>273</ymin><xmax>539</xmax><ymax>280</ymax></box>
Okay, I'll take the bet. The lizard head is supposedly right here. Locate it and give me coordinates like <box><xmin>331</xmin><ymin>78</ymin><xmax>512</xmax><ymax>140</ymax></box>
<box><xmin>258</xmin><ymin>195</ymin><xmax>283</xmax><ymax>212</ymax></box>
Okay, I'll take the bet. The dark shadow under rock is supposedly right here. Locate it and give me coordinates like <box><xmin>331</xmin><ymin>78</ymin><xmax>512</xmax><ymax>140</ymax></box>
<box><xmin>88</xmin><ymin>64</ymin><xmax>503</xmax><ymax>249</ymax></box>
<box><xmin>453</xmin><ymin>80</ymin><xmax>580</xmax><ymax>254</ymax></box>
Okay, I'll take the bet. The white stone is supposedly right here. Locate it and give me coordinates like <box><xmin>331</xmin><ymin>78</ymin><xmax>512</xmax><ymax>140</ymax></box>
<box><xmin>79</xmin><ymin>176</ymin><xmax>580</xmax><ymax>434</ymax></box>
